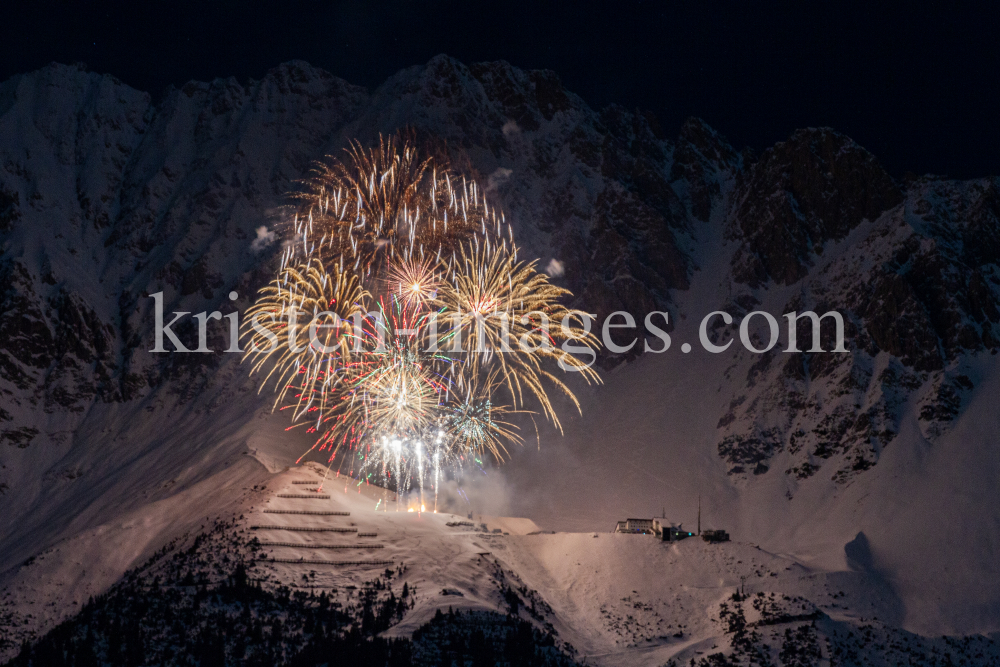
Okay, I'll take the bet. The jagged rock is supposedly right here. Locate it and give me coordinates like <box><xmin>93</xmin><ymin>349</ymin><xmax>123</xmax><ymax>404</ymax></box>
<box><xmin>728</xmin><ymin>127</ymin><xmax>903</xmax><ymax>286</ymax></box>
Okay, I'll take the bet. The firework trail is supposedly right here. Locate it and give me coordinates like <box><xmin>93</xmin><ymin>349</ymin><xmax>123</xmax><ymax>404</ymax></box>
<box><xmin>243</xmin><ymin>132</ymin><xmax>600</xmax><ymax>510</ymax></box>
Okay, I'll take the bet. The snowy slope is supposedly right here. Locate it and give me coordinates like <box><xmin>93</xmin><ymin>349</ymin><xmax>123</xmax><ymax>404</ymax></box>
<box><xmin>8</xmin><ymin>465</ymin><xmax>998</xmax><ymax>665</ymax></box>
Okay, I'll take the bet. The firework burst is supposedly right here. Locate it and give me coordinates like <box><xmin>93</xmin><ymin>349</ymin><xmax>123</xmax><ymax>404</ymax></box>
<box><xmin>283</xmin><ymin>133</ymin><xmax>507</xmax><ymax>280</ymax></box>
<box><xmin>444</xmin><ymin>367</ymin><xmax>524</xmax><ymax>463</ymax></box>
<box><xmin>432</xmin><ymin>240</ymin><xmax>600</xmax><ymax>431</ymax></box>
<box><xmin>243</xmin><ymin>132</ymin><xmax>601</xmax><ymax>510</ymax></box>
<box><xmin>242</xmin><ymin>260</ymin><xmax>367</xmax><ymax>422</ymax></box>
<box><xmin>387</xmin><ymin>257</ymin><xmax>443</xmax><ymax>306</ymax></box>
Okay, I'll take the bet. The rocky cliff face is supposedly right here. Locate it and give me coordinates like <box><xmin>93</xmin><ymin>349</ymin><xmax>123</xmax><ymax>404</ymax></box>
<box><xmin>728</xmin><ymin>128</ymin><xmax>903</xmax><ymax>287</ymax></box>
<box><xmin>716</xmin><ymin>139</ymin><xmax>1000</xmax><ymax>485</ymax></box>
<box><xmin>1</xmin><ymin>56</ymin><xmax>999</xmax><ymax>522</ymax></box>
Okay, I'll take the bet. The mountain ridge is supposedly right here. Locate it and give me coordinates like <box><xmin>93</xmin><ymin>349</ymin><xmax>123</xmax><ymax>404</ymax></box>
<box><xmin>1</xmin><ymin>55</ymin><xmax>998</xmax><ymax>647</ymax></box>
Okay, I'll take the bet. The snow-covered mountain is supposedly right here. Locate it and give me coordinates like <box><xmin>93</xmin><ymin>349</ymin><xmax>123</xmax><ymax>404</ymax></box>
<box><xmin>1</xmin><ymin>56</ymin><xmax>999</xmax><ymax>661</ymax></box>
<box><xmin>10</xmin><ymin>466</ymin><xmax>1000</xmax><ymax>666</ymax></box>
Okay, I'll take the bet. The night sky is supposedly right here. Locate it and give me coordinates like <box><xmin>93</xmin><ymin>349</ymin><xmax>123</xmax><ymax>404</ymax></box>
<box><xmin>3</xmin><ymin>1</ymin><xmax>999</xmax><ymax>179</ymax></box>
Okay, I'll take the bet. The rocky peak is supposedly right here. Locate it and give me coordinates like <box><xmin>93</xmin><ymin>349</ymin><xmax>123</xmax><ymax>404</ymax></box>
<box><xmin>677</xmin><ymin>116</ymin><xmax>739</xmax><ymax>168</ymax></box>
<box><xmin>670</xmin><ymin>116</ymin><xmax>740</xmax><ymax>221</ymax></box>
<box><xmin>728</xmin><ymin>127</ymin><xmax>902</xmax><ymax>286</ymax></box>
<box><xmin>469</xmin><ymin>60</ymin><xmax>578</xmax><ymax>133</ymax></box>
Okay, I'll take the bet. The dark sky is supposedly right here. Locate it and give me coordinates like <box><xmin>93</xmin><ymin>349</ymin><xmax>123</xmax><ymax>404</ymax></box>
<box><xmin>3</xmin><ymin>1</ymin><xmax>999</xmax><ymax>178</ymax></box>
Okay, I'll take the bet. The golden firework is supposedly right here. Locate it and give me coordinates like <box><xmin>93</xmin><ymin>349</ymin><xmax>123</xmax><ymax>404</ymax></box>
<box><xmin>243</xmin><ymin>132</ymin><xmax>601</xmax><ymax>507</ymax></box>
<box><xmin>432</xmin><ymin>240</ymin><xmax>601</xmax><ymax>432</ymax></box>
<box><xmin>241</xmin><ymin>259</ymin><xmax>368</xmax><ymax>422</ymax></box>
<box><xmin>287</xmin><ymin>133</ymin><xmax>508</xmax><ymax>280</ymax></box>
